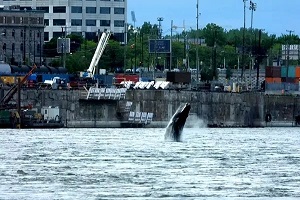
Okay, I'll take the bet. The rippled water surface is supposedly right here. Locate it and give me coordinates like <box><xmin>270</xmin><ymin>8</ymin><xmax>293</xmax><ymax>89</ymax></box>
<box><xmin>1</xmin><ymin>127</ymin><xmax>300</xmax><ymax>199</ymax></box>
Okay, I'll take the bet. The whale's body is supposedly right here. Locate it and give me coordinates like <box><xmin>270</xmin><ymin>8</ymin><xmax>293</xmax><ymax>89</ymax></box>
<box><xmin>164</xmin><ymin>103</ymin><xmax>191</xmax><ymax>142</ymax></box>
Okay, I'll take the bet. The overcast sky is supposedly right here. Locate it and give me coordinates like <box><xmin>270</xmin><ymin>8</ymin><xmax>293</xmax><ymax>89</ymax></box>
<box><xmin>127</xmin><ymin>0</ymin><xmax>300</xmax><ymax>36</ymax></box>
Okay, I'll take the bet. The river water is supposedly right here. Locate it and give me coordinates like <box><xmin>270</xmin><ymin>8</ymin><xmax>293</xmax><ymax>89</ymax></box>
<box><xmin>0</xmin><ymin>127</ymin><xmax>300</xmax><ymax>199</ymax></box>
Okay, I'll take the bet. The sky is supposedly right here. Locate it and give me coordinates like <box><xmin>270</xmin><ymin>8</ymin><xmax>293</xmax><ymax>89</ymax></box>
<box><xmin>127</xmin><ymin>0</ymin><xmax>300</xmax><ymax>36</ymax></box>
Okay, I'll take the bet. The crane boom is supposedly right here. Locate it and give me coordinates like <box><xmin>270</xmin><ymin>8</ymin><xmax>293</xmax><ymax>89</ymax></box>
<box><xmin>83</xmin><ymin>31</ymin><xmax>111</xmax><ymax>78</ymax></box>
<box><xmin>0</xmin><ymin>64</ymin><xmax>37</xmax><ymax>107</ymax></box>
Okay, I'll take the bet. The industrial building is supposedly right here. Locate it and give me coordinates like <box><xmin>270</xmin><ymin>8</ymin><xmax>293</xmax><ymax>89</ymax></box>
<box><xmin>0</xmin><ymin>6</ymin><xmax>44</xmax><ymax>65</ymax></box>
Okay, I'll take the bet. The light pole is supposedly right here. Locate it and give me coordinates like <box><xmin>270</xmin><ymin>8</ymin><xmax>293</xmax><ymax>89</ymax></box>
<box><xmin>286</xmin><ymin>30</ymin><xmax>294</xmax><ymax>80</ymax></box>
<box><xmin>249</xmin><ymin>1</ymin><xmax>256</xmax><ymax>68</ymax></box>
<box><xmin>134</xmin><ymin>28</ymin><xmax>137</xmax><ymax>73</ymax></box>
<box><xmin>157</xmin><ymin>17</ymin><xmax>163</xmax><ymax>39</ymax></box>
<box><xmin>156</xmin><ymin>17</ymin><xmax>163</xmax><ymax>71</ymax></box>
<box><xmin>170</xmin><ymin>20</ymin><xmax>173</xmax><ymax>71</ymax></box>
<box><xmin>241</xmin><ymin>0</ymin><xmax>248</xmax><ymax>80</ymax></box>
<box><xmin>123</xmin><ymin>23</ymin><xmax>127</xmax><ymax>70</ymax></box>
<box><xmin>196</xmin><ymin>0</ymin><xmax>200</xmax><ymax>82</ymax></box>
<box><xmin>249</xmin><ymin>1</ymin><xmax>256</xmax><ymax>89</ymax></box>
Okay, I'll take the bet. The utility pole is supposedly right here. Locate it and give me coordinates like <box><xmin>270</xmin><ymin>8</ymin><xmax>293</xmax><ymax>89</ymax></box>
<box><xmin>196</xmin><ymin>0</ymin><xmax>200</xmax><ymax>82</ymax></box>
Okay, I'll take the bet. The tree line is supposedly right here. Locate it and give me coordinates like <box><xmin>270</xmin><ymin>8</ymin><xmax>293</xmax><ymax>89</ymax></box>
<box><xmin>44</xmin><ymin>22</ymin><xmax>300</xmax><ymax>80</ymax></box>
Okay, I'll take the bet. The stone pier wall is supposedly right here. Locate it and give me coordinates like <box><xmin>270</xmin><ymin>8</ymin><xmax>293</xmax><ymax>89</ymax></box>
<box><xmin>1</xmin><ymin>88</ymin><xmax>299</xmax><ymax>128</ymax></box>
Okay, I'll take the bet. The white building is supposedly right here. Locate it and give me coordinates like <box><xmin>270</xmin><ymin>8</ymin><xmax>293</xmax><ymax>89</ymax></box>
<box><xmin>0</xmin><ymin>0</ymin><xmax>127</xmax><ymax>42</ymax></box>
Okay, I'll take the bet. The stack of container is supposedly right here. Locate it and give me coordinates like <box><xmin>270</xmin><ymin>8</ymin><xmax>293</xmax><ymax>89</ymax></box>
<box><xmin>265</xmin><ymin>66</ymin><xmax>281</xmax><ymax>83</ymax></box>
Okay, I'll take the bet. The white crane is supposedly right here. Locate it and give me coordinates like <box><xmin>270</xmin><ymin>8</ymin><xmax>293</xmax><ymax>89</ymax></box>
<box><xmin>81</xmin><ymin>30</ymin><xmax>111</xmax><ymax>78</ymax></box>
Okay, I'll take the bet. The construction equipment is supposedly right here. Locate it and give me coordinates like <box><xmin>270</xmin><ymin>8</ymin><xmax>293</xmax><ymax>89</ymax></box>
<box><xmin>0</xmin><ymin>64</ymin><xmax>37</xmax><ymax>110</ymax></box>
<box><xmin>80</xmin><ymin>30</ymin><xmax>111</xmax><ymax>78</ymax></box>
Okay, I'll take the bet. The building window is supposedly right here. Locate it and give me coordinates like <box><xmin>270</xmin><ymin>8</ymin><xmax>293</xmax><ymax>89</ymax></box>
<box><xmin>21</xmin><ymin>30</ymin><xmax>23</xmax><ymax>37</ymax></box>
<box><xmin>86</xmin><ymin>32</ymin><xmax>96</xmax><ymax>40</ymax></box>
<box><xmin>12</xmin><ymin>43</ymin><xmax>15</xmax><ymax>52</ymax></box>
<box><xmin>12</xmin><ymin>30</ymin><xmax>15</xmax><ymax>37</ymax></box>
<box><xmin>114</xmin><ymin>32</ymin><xmax>124</xmax><ymax>43</ymax></box>
<box><xmin>37</xmin><ymin>44</ymin><xmax>41</xmax><ymax>53</ymax></box>
<box><xmin>114</xmin><ymin>20</ymin><xmax>124</xmax><ymax>27</ymax></box>
<box><xmin>86</xmin><ymin>7</ymin><xmax>96</xmax><ymax>13</ymax></box>
<box><xmin>71</xmin><ymin>6</ymin><xmax>82</xmax><ymax>13</ymax></box>
<box><xmin>20</xmin><ymin>7</ymin><xmax>32</xmax><ymax>11</ymax></box>
<box><xmin>100</xmin><ymin>20</ymin><xmax>110</xmax><ymax>26</ymax></box>
<box><xmin>2</xmin><ymin>43</ymin><xmax>6</xmax><ymax>51</ymax></box>
<box><xmin>44</xmin><ymin>32</ymin><xmax>49</xmax><ymax>41</ymax></box>
<box><xmin>100</xmin><ymin>7</ymin><xmax>110</xmax><ymax>14</ymax></box>
<box><xmin>36</xmin><ymin>6</ymin><xmax>49</xmax><ymax>13</ymax></box>
<box><xmin>71</xmin><ymin>19</ymin><xmax>82</xmax><ymax>26</ymax></box>
<box><xmin>2</xmin><ymin>29</ymin><xmax>6</xmax><ymax>36</ymax></box>
<box><xmin>86</xmin><ymin>19</ymin><xmax>96</xmax><ymax>26</ymax></box>
<box><xmin>53</xmin><ymin>6</ymin><xmax>66</xmax><ymax>13</ymax></box>
<box><xmin>53</xmin><ymin>32</ymin><xmax>64</xmax><ymax>38</ymax></box>
<box><xmin>12</xmin><ymin>16</ymin><xmax>15</xmax><ymax>24</ymax></box>
<box><xmin>114</xmin><ymin>7</ymin><xmax>124</xmax><ymax>14</ymax></box>
<box><xmin>20</xmin><ymin>43</ymin><xmax>23</xmax><ymax>51</ymax></box>
<box><xmin>44</xmin><ymin>19</ymin><xmax>49</xmax><ymax>26</ymax></box>
<box><xmin>53</xmin><ymin>19</ymin><xmax>66</xmax><ymax>26</ymax></box>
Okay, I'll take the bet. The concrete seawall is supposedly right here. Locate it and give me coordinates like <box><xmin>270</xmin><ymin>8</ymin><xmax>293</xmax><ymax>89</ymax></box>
<box><xmin>2</xmin><ymin>88</ymin><xmax>300</xmax><ymax>128</ymax></box>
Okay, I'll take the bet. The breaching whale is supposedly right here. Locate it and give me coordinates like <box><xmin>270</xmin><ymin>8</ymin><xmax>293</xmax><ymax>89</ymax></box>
<box><xmin>164</xmin><ymin>103</ymin><xmax>191</xmax><ymax>142</ymax></box>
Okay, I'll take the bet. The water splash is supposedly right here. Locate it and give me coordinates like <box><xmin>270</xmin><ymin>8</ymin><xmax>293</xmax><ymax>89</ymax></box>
<box><xmin>186</xmin><ymin>114</ymin><xmax>206</xmax><ymax>129</ymax></box>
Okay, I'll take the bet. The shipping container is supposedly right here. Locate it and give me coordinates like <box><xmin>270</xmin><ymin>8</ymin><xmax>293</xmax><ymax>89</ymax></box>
<box><xmin>265</xmin><ymin>66</ymin><xmax>281</xmax><ymax>78</ymax></box>
<box><xmin>94</xmin><ymin>74</ymin><xmax>114</xmax><ymax>86</ymax></box>
<box><xmin>166</xmin><ymin>72</ymin><xmax>191</xmax><ymax>83</ymax></box>
<box><xmin>281</xmin><ymin>77</ymin><xmax>297</xmax><ymax>83</ymax></box>
<box><xmin>0</xmin><ymin>75</ymin><xmax>26</xmax><ymax>85</ymax></box>
<box><xmin>281</xmin><ymin>66</ymin><xmax>296</xmax><ymax>78</ymax></box>
<box><xmin>295</xmin><ymin>66</ymin><xmax>300</xmax><ymax>78</ymax></box>
<box><xmin>114</xmin><ymin>74</ymin><xmax>139</xmax><ymax>84</ymax></box>
<box><xmin>265</xmin><ymin>77</ymin><xmax>281</xmax><ymax>83</ymax></box>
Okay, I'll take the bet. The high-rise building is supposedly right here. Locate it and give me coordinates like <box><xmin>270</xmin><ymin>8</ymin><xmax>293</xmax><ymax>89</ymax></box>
<box><xmin>0</xmin><ymin>0</ymin><xmax>127</xmax><ymax>42</ymax></box>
